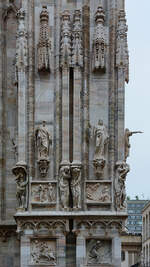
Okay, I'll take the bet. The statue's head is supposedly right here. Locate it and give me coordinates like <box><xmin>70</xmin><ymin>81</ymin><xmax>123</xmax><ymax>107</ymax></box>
<box><xmin>98</xmin><ymin>119</ymin><xmax>103</xmax><ymax>126</ymax></box>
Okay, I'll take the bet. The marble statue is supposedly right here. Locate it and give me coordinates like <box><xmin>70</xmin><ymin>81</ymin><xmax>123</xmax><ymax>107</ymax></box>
<box><xmin>59</xmin><ymin>165</ymin><xmax>70</xmax><ymax>210</ymax></box>
<box><xmin>125</xmin><ymin>128</ymin><xmax>142</xmax><ymax>160</ymax></box>
<box><xmin>115</xmin><ymin>161</ymin><xmax>130</xmax><ymax>210</ymax></box>
<box><xmin>35</xmin><ymin>121</ymin><xmax>52</xmax><ymax>160</ymax></box>
<box><xmin>71</xmin><ymin>166</ymin><xmax>81</xmax><ymax>210</ymax></box>
<box><xmin>12</xmin><ymin>162</ymin><xmax>28</xmax><ymax>210</ymax></box>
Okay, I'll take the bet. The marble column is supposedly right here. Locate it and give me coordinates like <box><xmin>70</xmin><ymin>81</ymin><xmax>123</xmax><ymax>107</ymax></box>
<box><xmin>112</xmin><ymin>236</ymin><xmax>121</xmax><ymax>267</ymax></box>
<box><xmin>76</xmin><ymin>235</ymin><xmax>86</xmax><ymax>267</ymax></box>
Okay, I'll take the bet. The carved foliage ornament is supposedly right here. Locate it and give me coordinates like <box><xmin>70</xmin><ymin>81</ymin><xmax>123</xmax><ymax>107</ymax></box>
<box><xmin>92</xmin><ymin>5</ymin><xmax>107</xmax><ymax>71</ymax></box>
<box><xmin>116</xmin><ymin>10</ymin><xmax>129</xmax><ymax>83</ymax></box>
<box><xmin>16</xmin><ymin>8</ymin><xmax>27</xmax><ymax>72</ymax></box>
<box><xmin>37</xmin><ymin>6</ymin><xmax>51</xmax><ymax>72</ymax></box>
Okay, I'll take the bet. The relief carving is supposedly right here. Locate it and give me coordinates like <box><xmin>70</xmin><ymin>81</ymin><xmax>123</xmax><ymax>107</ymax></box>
<box><xmin>92</xmin><ymin>5</ymin><xmax>107</xmax><ymax>72</ymax></box>
<box><xmin>124</xmin><ymin>128</ymin><xmax>142</xmax><ymax>161</ymax></box>
<box><xmin>35</xmin><ymin>121</ymin><xmax>52</xmax><ymax>177</ymax></box>
<box><xmin>87</xmin><ymin>239</ymin><xmax>112</xmax><ymax>264</ymax></box>
<box><xmin>72</xmin><ymin>10</ymin><xmax>83</xmax><ymax>67</ymax></box>
<box><xmin>12</xmin><ymin>161</ymin><xmax>28</xmax><ymax>211</ymax></box>
<box><xmin>115</xmin><ymin>161</ymin><xmax>130</xmax><ymax>210</ymax></box>
<box><xmin>16</xmin><ymin>8</ymin><xmax>27</xmax><ymax>75</ymax></box>
<box><xmin>116</xmin><ymin>10</ymin><xmax>129</xmax><ymax>83</ymax></box>
<box><xmin>31</xmin><ymin>183</ymin><xmax>56</xmax><ymax>203</ymax></box>
<box><xmin>93</xmin><ymin>120</ymin><xmax>109</xmax><ymax>177</ymax></box>
<box><xmin>86</xmin><ymin>183</ymin><xmax>111</xmax><ymax>203</ymax></box>
<box><xmin>31</xmin><ymin>239</ymin><xmax>56</xmax><ymax>265</ymax></box>
<box><xmin>60</xmin><ymin>10</ymin><xmax>72</xmax><ymax>68</ymax></box>
<box><xmin>37</xmin><ymin>6</ymin><xmax>51</xmax><ymax>72</ymax></box>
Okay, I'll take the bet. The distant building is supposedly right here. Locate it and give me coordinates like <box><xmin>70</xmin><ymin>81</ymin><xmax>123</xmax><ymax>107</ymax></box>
<box><xmin>121</xmin><ymin>233</ymin><xmax>142</xmax><ymax>267</ymax></box>
<box><xmin>127</xmin><ymin>200</ymin><xmax>148</xmax><ymax>234</ymax></box>
<box><xmin>142</xmin><ymin>201</ymin><xmax>150</xmax><ymax>266</ymax></box>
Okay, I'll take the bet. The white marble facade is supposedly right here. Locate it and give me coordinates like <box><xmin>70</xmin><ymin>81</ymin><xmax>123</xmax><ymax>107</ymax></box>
<box><xmin>0</xmin><ymin>0</ymin><xmax>130</xmax><ymax>266</ymax></box>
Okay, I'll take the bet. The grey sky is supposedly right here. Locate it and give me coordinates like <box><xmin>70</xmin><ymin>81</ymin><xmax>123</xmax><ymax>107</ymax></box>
<box><xmin>125</xmin><ymin>0</ymin><xmax>150</xmax><ymax>199</ymax></box>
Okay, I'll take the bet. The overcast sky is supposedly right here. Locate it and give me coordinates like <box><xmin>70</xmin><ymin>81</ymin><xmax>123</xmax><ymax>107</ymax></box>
<box><xmin>125</xmin><ymin>0</ymin><xmax>150</xmax><ymax>199</ymax></box>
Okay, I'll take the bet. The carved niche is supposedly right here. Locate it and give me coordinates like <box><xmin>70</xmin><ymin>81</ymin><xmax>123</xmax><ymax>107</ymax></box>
<box><xmin>115</xmin><ymin>160</ymin><xmax>130</xmax><ymax>211</ymax></box>
<box><xmin>93</xmin><ymin>120</ymin><xmax>109</xmax><ymax>177</ymax></box>
<box><xmin>35</xmin><ymin>121</ymin><xmax>52</xmax><ymax>177</ymax></box>
<box><xmin>16</xmin><ymin>8</ymin><xmax>27</xmax><ymax>75</ymax></box>
<box><xmin>60</xmin><ymin>10</ymin><xmax>72</xmax><ymax>68</ymax></box>
<box><xmin>72</xmin><ymin>10</ymin><xmax>83</xmax><ymax>67</ymax></box>
<box><xmin>87</xmin><ymin>239</ymin><xmax>112</xmax><ymax>265</ymax></box>
<box><xmin>31</xmin><ymin>239</ymin><xmax>56</xmax><ymax>265</ymax></box>
<box><xmin>116</xmin><ymin>10</ymin><xmax>129</xmax><ymax>83</ymax></box>
<box><xmin>92</xmin><ymin>5</ymin><xmax>107</xmax><ymax>72</ymax></box>
<box><xmin>86</xmin><ymin>182</ymin><xmax>111</xmax><ymax>203</ymax></box>
<box><xmin>37</xmin><ymin>6</ymin><xmax>51</xmax><ymax>72</ymax></box>
<box><xmin>31</xmin><ymin>182</ymin><xmax>56</xmax><ymax>204</ymax></box>
<box><xmin>12</xmin><ymin>161</ymin><xmax>28</xmax><ymax>211</ymax></box>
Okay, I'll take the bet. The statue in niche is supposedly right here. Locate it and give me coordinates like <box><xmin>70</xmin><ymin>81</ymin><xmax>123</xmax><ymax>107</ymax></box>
<box><xmin>31</xmin><ymin>240</ymin><xmax>56</xmax><ymax>264</ymax></box>
<box><xmin>71</xmin><ymin>165</ymin><xmax>81</xmax><ymax>210</ymax></box>
<box><xmin>93</xmin><ymin>120</ymin><xmax>109</xmax><ymax>176</ymax></box>
<box><xmin>59</xmin><ymin>165</ymin><xmax>70</xmax><ymax>210</ymax></box>
<box><xmin>115</xmin><ymin>161</ymin><xmax>130</xmax><ymax>210</ymax></box>
<box><xmin>124</xmin><ymin>128</ymin><xmax>142</xmax><ymax>161</ymax></box>
<box><xmin>35</xmin><ymin>121</ymin><xmax>52</xmax><ymax>160</ymax></box>
<box><xmin>12</xmin><ymin>162</ymin><xmax>28</xmax><ymax>210</ymax></box>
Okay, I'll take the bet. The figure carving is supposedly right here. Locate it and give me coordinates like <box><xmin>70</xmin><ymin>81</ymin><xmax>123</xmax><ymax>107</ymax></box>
<box><xmin>72</xmin><ymin>10</ymin><xmax>83</xmax><ymax>67</ymax></box>
<box><xmin>12</xmin><ymin>161</ymin><xmax>28</xmax><ymax>210</ymax></box>
<box><xmin>115</xmin><ymin>161</ymin><xmax>130</xmax><ymax>210</ymax></box>
<box><xmin>32</xmin><ymin>183</ymin><xmax>56</xmax><ymax>203</ymax></box>
<box><xmin>16</xmin><ymin>8</ymin><xmax>27</xmax><ymax>76</ymax></box>
<box><xmin>31</xmin><ymin>240</ymin><xmax>56</xmax><ymax>264</ymax></box>
<box><xmin>37</xmin><ymin>6</ymin><xmax>51</xmax><ymax>72</ymax></box>
<box><xmin>93</xmin><ymin>120</ymin><xmax>109</xmax><ymax>176</ymax></box>
<box><xmin>38</xmin><ymin>158</ymin><xmax>50</xmax><ymax>177</ymax></box>
<box><xmin>92</xmin><ymin>5</ymin><xmax>107</xmax><ymax>72</ymax></box>
<box><xmin>35</xmin><ymin>121</ymin><xmax>52</xmax><ymax>160</ymax></box>
<box><xmin>87</xmin><ymin>239</ymin><xmax>112</xmax><ymax>264</ymax></box>
<box><xmin>71</xmin><ymin>164</ymin><xmax>82</xmax><ymax>210</ymax></box>
<box><xmin>59</xmin><ymin>165</ymin><xmax>70</xmax><ymax>210</ymax></box>
<box><xmin>86</xmin><ymin>183</ymin><xmax>110</xmax><ymax>202</ymax></box>
<box><xmin>116</xmin><ymin>10</ymin><xmax>129</xmax><ymax>83</ymax></box>
<box><xmin>60</xmin><ymin>10</ymin><xmax>72</xmax><ymax>68</ymax></box>
<box><xmin>124</xmin><ymin>128</ymin><xmax>142</xmax><ymax>161</ymax></box>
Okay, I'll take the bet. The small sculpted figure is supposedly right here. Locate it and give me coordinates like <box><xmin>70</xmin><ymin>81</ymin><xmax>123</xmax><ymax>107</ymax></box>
<box><xmin>115</xmin><ymin>161</ymin><xmax>130</xmax><ymax>210</ymax></box>
<box><xmin>71</xmin><ymin>166</ymin><xmax>81</xmax><ymax>210</ymax></box>
<box><xmin>35</xmin><ymin>121</ymin><xmax>52</xmax><ymax>160</ymax></box>
<box><xmin>88</xmin><ymin>241</ymin><xmax>102</xmax><ymax>263</ymax></box>
<box><xmin>100</xmin><ymin>186</ymin><xmax>110</xmax><ymax>202</ymax></box>
<box><xmin>125</xmin><ymin>128</ymin><xmax>142</xmax><ymax>160</ymax></box>
<box><xmin>94</xmin><ymin>120</ymin><xmax>109</xmax><ymax>160</ymax></box>
<box><xmin>59</xmin><ymin>165</ymin><xmax>70</xmax><ymax>210</ymax></box>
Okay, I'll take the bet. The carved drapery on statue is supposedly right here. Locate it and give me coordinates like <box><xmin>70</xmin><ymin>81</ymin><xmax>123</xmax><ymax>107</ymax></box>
<box><xmin>116</xmin><ymin>10</ymin><xmax>129</xmax><ymax>83</ymax></box>
<box><xmin>35</xmin><ymin>121</ymin><xmax>52</xmax><ymax>177</ymax></box>
<box><xmin>37</xmin><ymin>6</ymin><xmax>51</xmax><ymax>72</ymax></box>
<box><xmin>92</xmin><ymin>5</ymin><xmax>107</xmax><ymax>72</ymax></box>
<box><xmin>72</xmin><ymin>10</ymin><xmax>83</xmax><ymax>67</ymax></box>
<box><xmin>59</xmin><ymin>163</ymin><xmax>82</xmax><ymax>211</ymax></box>
<box><xmin>12</xmin><ymin>161</ymin><xmax>28</xmax><ymax>211</ymax></box>
<box><xmin>93</xmin><ymin>120</ymin><xmax>109</xmax><ymax>177</ymax></box>
<box><xmin>115</xmin><ymin>161</ymin><xmax>130</xmax><ymax>211</ymax></box>
<box><xmin>60</xmin><ymin>10</ymin><xmax>72</xmax><ymax>68</ymax></box>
